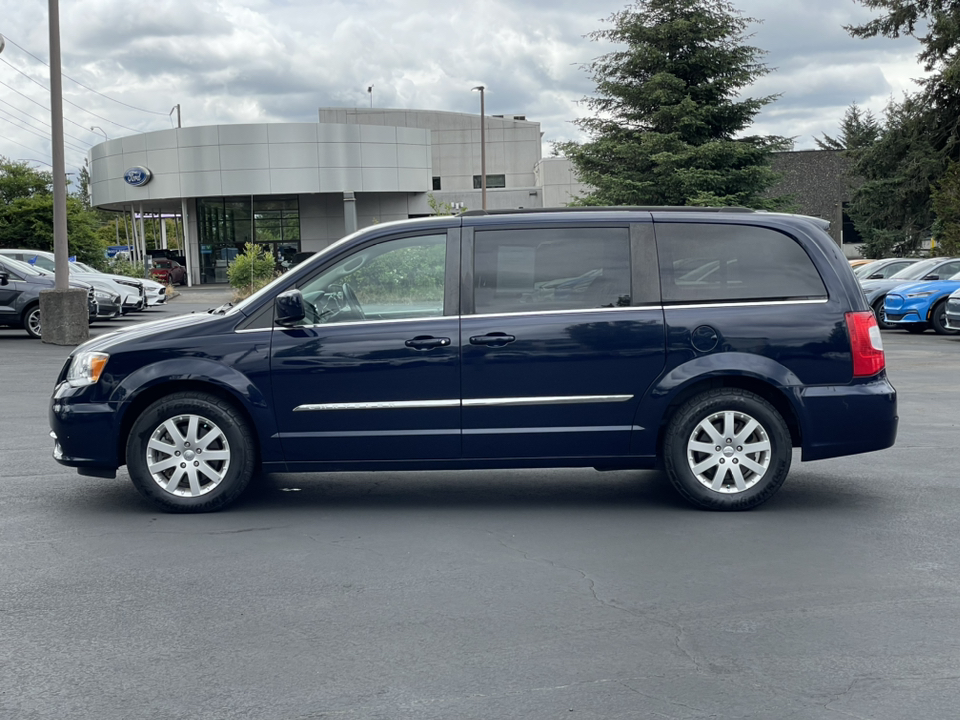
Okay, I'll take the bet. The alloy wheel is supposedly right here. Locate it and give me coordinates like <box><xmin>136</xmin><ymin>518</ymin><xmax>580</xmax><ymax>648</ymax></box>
<box><xmin>145</xmin><ymin>414</ymin><xmax>231</xmax><ymax>497</ymax></box>
<box><xmin>686</xmin><ymin>410</ymin><xmax>771</xmax><ymax>494</ymax></box>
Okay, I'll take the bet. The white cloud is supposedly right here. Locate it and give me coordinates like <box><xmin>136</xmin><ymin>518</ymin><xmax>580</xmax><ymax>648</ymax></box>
<box><xmin>0</xmin><ymin>0</ymin><xmax>926</xmax><ymax>170</ymax></box>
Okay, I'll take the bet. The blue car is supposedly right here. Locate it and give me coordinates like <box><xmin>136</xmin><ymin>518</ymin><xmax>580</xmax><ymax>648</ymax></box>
<box><xmin>884</xmin><ymin>271</ymin><xmax>960</xmax><ymax>335</ymax></box>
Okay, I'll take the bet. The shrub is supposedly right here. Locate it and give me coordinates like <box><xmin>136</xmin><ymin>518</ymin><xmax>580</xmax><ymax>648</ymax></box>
<box><xmin>227</xmin><ymin>243</ymin><xmax>275</xmax><ymax>297</ymax></box>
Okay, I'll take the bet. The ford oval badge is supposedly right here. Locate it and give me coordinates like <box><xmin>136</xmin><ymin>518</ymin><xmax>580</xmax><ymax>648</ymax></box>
<box><xmin>123</xmin><ymin>166</ymin><xmax>152</xmax><ymax>187</ymax></box>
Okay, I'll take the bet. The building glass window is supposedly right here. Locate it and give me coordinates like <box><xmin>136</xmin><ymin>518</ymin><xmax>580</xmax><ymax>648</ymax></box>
<box><xmin>473</xmin><ymin>174</ymin><xmax>506</xmax><ymax>189</ymax></box>
<box><xmin>432</xmin><ymin>176</ymin><xmax>442</xmax><ymax>191</ymax></box>
<box><xmin>196</xmin><ymin>196</ymin><xmax>300</xmax><ymax>283</ymax></box>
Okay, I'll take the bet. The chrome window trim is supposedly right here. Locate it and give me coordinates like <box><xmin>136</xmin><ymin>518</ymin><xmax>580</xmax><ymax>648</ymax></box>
<box><xmin>663</xmin><ymin>298</ymin><xmax>829</xmax><ymax>310</ymax></box>
<box><xmin>235</xmin><ymin>327</ymin><xmax>275</xmax><ymax>334</ymax></box>
<box><xmin>293</xmin><ymin>395</ymin><xmax>633</xmax><ymax>412</ymax></box>
<box><xmin>467</xmin><ymin>306</ymin><xmax>659</xmax><ymax>321</ymax></box>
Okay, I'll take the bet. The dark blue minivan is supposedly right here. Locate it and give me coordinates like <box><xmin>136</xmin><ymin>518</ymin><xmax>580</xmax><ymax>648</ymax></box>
<box><xmin>50</xmin><ymin>208</ymin><xmax>898</xmax><ymax>512</ymax></box>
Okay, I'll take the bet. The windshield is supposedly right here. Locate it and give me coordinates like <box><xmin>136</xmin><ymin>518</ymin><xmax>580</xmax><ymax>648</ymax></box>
<box><xmin>853</xmin><ymin>261</ymin><xmax>883</xmax><ymax>279</ymax></box>
<box><xmin>888</xmin><ymin>258</ymin><xmax>942</xmax><ymax>280</ymax></box>
<box><xmin>1</xmin><ymin>256</ymin><xmax>47</xmax><ymax>277</ymax></box>
<box><xmin>71</xmin><ymin>261</ymin><xmax>97</xmax><ymax>272</ymax></box>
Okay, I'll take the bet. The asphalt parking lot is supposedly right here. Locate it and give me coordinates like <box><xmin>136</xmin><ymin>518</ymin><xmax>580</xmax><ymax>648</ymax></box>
<box><xmin>2</xmin><ymin>295</ymin><xmax>959</xmax><ymax>720</ymax></box>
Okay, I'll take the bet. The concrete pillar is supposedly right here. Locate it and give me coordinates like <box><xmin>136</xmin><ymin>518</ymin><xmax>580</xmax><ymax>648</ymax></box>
<box><xmin>183</xmin><ymin>198</ymin><xmax>200</xmax><ymax>286</ymax></box>
<box><xmin>40</xmin><ymin>288</ymin><xmax>89</xmax><ymax>345</ymax></box>
<box><xmin>343</xmin><ymin>192</ymin><xmax>358</xmax><ymax>235</ymax></box>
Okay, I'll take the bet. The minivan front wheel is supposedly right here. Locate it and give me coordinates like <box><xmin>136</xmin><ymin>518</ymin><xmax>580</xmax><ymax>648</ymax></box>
<box><xmin>125</xmin><ymin>391</ymin><xmax>256</xmax><ymax>513</ymax></box>
<box><xmin>664</xmin><ymin>389</ymin><xmax>792</xmax><ymax>511</ymax></box>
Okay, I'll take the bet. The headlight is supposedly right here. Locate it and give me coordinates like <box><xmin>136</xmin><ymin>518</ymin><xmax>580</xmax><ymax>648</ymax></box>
<box><xmin>66</xmin><ymin>352</ymin><xmax>110</xmax><ymax>387</ymax></box>
<box><xmin>906</xmin><ymin>291</ymin><xmax>934</xmax><ymax>298</ymax></box>
<box><xmin>94</xmin><ymin>290</ymin><xmax>111</xmax><ymax>299</ymax></box>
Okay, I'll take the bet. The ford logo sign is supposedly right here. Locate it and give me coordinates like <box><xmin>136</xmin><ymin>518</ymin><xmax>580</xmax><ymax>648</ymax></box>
<box><xmin>123</xmin><ymin>166</ymin><xmax>152</xmax><ymax>187</ymax></box>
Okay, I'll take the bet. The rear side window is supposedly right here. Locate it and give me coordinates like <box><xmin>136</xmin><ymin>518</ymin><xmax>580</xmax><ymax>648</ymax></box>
<box><xmin>473</xmin><ymin>227</ymin><xmax>631</xmax><ymax>314</ymax></box>
<box><xmin>656</xmin><ymin>223</ymin><xmax>827</xmax><ymax>304</ymax></box>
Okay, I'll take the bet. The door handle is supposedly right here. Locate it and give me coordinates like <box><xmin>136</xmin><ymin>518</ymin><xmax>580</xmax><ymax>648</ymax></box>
<box><xmin>469</xmin><ymin>332</ymin><xmax>516</xmax><ymax>347</ymax></box>
<box><xmin>405</xmin><ymin>336</ymin><xmax>451</xmax><ymax>350</ymax></box>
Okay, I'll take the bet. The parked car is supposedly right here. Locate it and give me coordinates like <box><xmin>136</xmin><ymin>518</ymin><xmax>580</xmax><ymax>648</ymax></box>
<box><xmin>149</xmin><ymin>259</ymin><xmax>187</xmax><ymax>286</ymax></box>
<box><xmin>854</xmin><ymin>258</ymin><xmax>921</xmax><ymax>280</ymax></box>
<box><xmin>0</xmin><ymin>255</ymin><xmax>97</xmax><ymax>338</ymax></box>
<box><xmin>50</xmin><ymin>208</ymin><xmax>897</xmax><ymax>513</ymax></box>
<box><xmin>945</xmin><ymin>288</ymin><xmax>960</xmax><ymax>331</ymax></box>
<box><xmin>860</xmin><ymin>257</ymin><xmax>960</xmax><ymax>329</ymax></box>
<box><xmin>0</xmin><ymin>250</ymin><xmax>147</xmax><ymax>313</ymax></box>
<box><xmin>10</xmin><ymin>258</ymin><xmax>123</xmax><ymax>320</ymax></box>
<box><xmin>883</xmin><ymin>270</ymin><xmax>960</xmax><ymax>335</ymax></box>
<box><xmin>65</xmin><ymin>259</ymin><xmax>161</xmax><ymax>310</ymax></box>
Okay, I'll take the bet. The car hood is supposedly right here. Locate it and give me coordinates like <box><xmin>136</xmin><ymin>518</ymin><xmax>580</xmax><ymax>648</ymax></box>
<box><xmin>74</xmin><ymin>311</ymin><xmax>225</xmax><ymax>354</ymax></box>
<box><xmin>886</xmin><ymin>279</ymin><xmax>960</xmax><ymax>297</ymax></box>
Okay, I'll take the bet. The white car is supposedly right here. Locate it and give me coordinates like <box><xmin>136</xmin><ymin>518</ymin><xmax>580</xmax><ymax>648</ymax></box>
<box><xmin>71</xmin><ymin>260</ymin><xmax>167</xmax><ymax>307</ymax></box>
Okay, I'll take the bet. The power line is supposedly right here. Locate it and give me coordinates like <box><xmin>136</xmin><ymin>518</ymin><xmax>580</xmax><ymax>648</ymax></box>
<box><xmin>0</xmin><ymin>76</ymin><xmax>110</xmax><ymax>136</ymax></box>
<box><xmin>0</xmin><ymin>131</ymin><xmax>50</xmax><ymax>159</ymax></box>
<box><xmin>0</xmin><ymin>96</ymin><xmax>94</xmax><ymax>147</ymax></box>
<box><xmin>0</xmin><ymin>58</ymin><xmax>142</xmax><ymax>132</ymax></box>
<box><xmin>0</xmin><ymin>111</ymin><xmax>91</xmax><ymax>154</ymax></box>
<box><xmin>2</xmin><ymin>35</ymin><xmax>169</xmax><ymax>116</ymax></box>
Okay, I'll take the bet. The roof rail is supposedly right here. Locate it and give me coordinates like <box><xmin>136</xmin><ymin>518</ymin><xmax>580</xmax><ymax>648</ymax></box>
<box><xmin>460</xmin><ymin>206</ymin><xmax>756</xmax><ymax>216</ymax></box>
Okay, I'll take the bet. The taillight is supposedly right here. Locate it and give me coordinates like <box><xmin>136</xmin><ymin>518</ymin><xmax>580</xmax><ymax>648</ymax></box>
<box><xmin>845</xmin><ymin>311</ymin><xmax>885</xmax><ymax>377</ymax></box>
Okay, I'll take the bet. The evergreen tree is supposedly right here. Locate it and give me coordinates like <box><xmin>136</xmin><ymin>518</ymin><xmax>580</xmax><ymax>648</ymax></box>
<box><xmin>845</xmin><ymin>1</ymin><xmax>960</xmax><ymax>255</ymax></box>
<box><xmin>815</xmin><ymin>104</ymin><xmax>881</xmax><ymax>152</ymax></box>
<box><xmin>557</xmin><ymin>0</ymin><xmax>791</xmax><ymax>208</ymax></box>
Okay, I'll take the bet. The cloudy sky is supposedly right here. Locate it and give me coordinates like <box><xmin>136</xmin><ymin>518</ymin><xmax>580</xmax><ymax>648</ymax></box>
<box><xmin>0</xmin><ymin>0</ymin><xmax>925</xmax><ymax>175</ymax></box>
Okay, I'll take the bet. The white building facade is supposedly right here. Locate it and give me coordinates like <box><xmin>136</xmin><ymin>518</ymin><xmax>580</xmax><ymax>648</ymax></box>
<box><xmin>88</xmin><ymin>108</ymin><xmax>589</xmax><ymax>284</ymax></box>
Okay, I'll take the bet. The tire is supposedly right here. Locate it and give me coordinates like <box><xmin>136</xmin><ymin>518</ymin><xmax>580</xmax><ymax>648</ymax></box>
<box><xmin>22</xmin><ymin>304</ymin><xmax>41</xmax><ymax>339</ymax></box>
<box><xmin>873</xmin><ymin>298</ymin><xmax>893</xmax><ymax>330</ymax></box>
<box><xmin>663</xmin><ymin>388</ymin><xmax>792</xmax><ymax>511</ymax></box>
<box><xmin>904</xmin><ymin>323</ymin><xmax>927</xmax><ymax>334</ymax></box>
<box><xmin>930</xmin><ymin>300</ymin><xmax>959</xmax><ymax>336</ymax></box>
<box><xmin>125</xmin><ymin>391</ymin><xmax>256</xmax><ymax>513</ymax></box>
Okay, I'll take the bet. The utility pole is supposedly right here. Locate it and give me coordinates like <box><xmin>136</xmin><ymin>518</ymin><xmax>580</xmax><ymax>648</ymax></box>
<box><xmin>40</xmin><ymin>0</ymin><xmax>88</xmax><ymax>344</ymax></box>
<box><xmin>472</xmin><ymin>86</ymin><xmax>487</xmax><ymax>210</ymax></box>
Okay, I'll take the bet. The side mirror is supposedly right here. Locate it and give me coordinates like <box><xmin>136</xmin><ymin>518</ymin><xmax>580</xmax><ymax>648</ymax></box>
<box><xmin>0</xmin><ymin>271</ymin><xmax>8</xmax><ymax>286</ymax></box>
<box><xmin>275</xmin><ymin>288</ymin><xmax>305</xmax><ymax>326</ymax></box>
<box><xmin>867</xmin><ymin>273</ymin><xmax>883</xmax><ymax>279</ymax></box>
<box><xmin>923</xmin><ymin>274</ymin><xmax>939</xmax><ymax>280</ymax></box>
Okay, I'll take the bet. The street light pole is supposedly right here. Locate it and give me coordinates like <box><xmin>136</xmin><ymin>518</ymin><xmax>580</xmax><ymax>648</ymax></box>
<box><xmin>472</xmin><ymin>85</ymin><xmax>487</xmax><ymax>211</ymax></box>
<box><xmin>90</xmin><ymin>126</ymin><xmax>108</xmax><ymax>141</ymax></box>
<box><xmin>48</xmin><ymin>0</ymin><xmax>69</xmax><ymax>293</ymax></box>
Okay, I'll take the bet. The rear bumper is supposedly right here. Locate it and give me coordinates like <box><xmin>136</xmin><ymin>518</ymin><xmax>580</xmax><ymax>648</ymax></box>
<box><xmin>800</xmin><ymin>374</ymin><xmax>898</xmax><ymax>461</ymax></box>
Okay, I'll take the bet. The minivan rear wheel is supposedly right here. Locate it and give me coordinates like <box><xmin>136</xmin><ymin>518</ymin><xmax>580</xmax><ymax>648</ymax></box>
<box><xmin>663</xmin><ymin>389</ymin><xmax>791</xmax><ymax>511</ymax></box>
<box><xmin>125</xmin><ymin>391</ymin><xmax>256</xmax><ymax>513</ymax></box>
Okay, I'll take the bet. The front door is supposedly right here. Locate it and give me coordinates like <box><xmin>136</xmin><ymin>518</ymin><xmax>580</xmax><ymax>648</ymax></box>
<box><xmin>459</xmin><ymin>223</ymin><xmax>666</xmax><ymax>460</ymax></box>
<box><xmin>270</xmin><ymin>231</ymin><xmax>461</xmax><ymax>464</ymax></box>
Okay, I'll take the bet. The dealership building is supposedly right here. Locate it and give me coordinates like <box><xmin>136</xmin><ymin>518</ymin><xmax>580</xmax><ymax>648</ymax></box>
<box><xmin>88</xmin><ymin>108</ymin><xmax>587</xmax><ymax>284</ymax></box>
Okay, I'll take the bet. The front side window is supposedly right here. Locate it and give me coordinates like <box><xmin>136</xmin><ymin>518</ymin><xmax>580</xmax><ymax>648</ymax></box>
<box><xmin>656</xmin><ymin>223</ymin><xmax>827</xmax><ymax>304</ymax></box>
<box><xmin>473</xmin><ymin>227</ymin><xmax>631</xmax><ymax>315</ymax></box>
<box><xmin>294</xmin><ymin>234</ymin><xmax>446</xmax><ymax>325</ymax></box>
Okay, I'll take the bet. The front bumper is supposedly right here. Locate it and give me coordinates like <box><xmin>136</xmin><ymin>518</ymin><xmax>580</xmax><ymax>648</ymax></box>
<box><xmin>50</xmin><ymin>381</ymin><xmax>121</xmax><ymax>472</ymax></box>
<box><xmin>946</xmin><ymin>297</ymin><xmax>960</xmax><ymax>330</ymax></box>
<box><xmin>800</xmin><ymin>374</ymin><xmax>898</xmax><ymax>461</ymax></box>
<box><xmin>145</xmin><ymin>286</ymin><xmax>167</xmax><ymax>306</ymax></box>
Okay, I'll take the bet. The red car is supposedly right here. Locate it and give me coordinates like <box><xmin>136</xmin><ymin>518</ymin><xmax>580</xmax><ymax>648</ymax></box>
<box><xmin>150</xmin><ymin>259</ymin><xmax>187</xmax><ymax>286</ymax></box>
